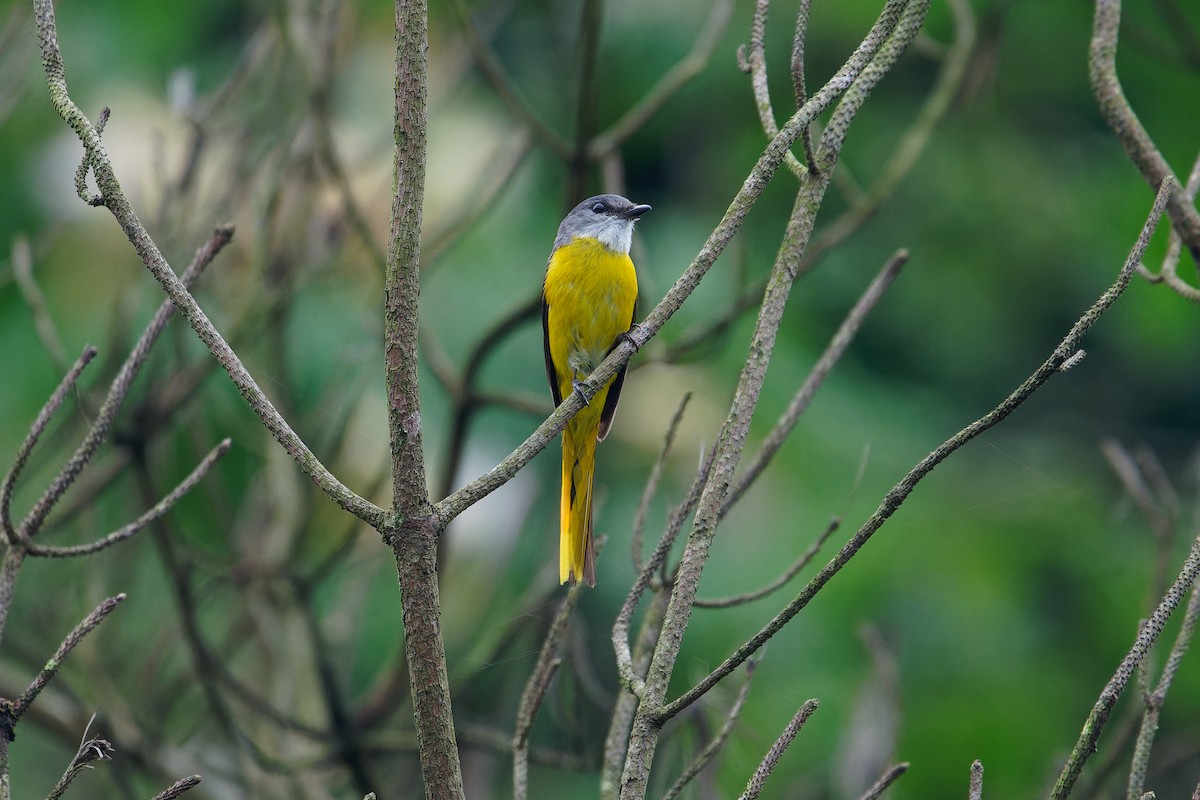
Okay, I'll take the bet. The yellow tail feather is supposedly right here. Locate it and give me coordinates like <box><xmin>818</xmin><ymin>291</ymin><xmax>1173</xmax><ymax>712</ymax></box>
<box><xmin>560</xmin><ymin>418</ymin><xmax>599</xmax><ymax>586</ymax></box>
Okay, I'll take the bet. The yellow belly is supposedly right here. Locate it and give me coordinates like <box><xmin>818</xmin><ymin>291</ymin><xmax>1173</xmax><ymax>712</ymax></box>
<box><xmin>542</xmin><ymin>237</ymin><xmax>638</xmax><ymax>398</ymax></box>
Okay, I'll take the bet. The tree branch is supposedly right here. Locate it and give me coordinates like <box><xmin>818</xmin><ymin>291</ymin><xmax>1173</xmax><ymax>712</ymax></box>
<box><xmin>1091</xmin><ymin>0</ymin><xmax>1200</xmax><ymax>262</ymax></box>
<box><xmin>28</xmin><ymin>439</ymin><xmax>231</xmax><ymax>558</ymax></box>
<box><xmin>31</xmin><ymin>0</ymin><xmax>386</xmax><ymax>528</ymax></box>
<box><xmin>659</xmin><ymin>176</ymin><xmax>1173</xmax><ymax>725</ymax></box>
<box><xmin>435</xmin><ymin>0</ymin><xmax>909</xmax><ymax>529</ymax></box>
<box><xmin>736</xmin><ymin>699</ymin><xmax>820</xmax><ymax>800</ymax></box>
<box><xmin>1052</xmin><ymin>526</ymin><xmax>1200</xmax><ymax>798</ymax></box>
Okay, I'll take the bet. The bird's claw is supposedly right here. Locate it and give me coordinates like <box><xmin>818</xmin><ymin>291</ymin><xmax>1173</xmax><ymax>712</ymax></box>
<box><xmin>616</xmin><ymin>323</ymin><xmax>643</xmax><ymax>352</ymax></box>
<box><xmin>572</xmin><ymin>379</ymin><xmax>591</xmax><ymax>405</ymax></box>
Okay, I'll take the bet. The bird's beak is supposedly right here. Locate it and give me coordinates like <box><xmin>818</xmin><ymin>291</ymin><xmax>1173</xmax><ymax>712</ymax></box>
<box><xmin>624</xmin><ymin>204</ymin><xmax>652</xmax><ymax>220</ymax></box>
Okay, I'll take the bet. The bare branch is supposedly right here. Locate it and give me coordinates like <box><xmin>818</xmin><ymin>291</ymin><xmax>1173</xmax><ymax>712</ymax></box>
<box><xmin>147</xmin><ymin>775</ymin><xmax>202</xmax><ymax>800</ymax></box>
<box><xmin>513</xmin><ymin>572</ymin><xmax>593</xmax><ymax>800</ymax></box>
<box><xmin>968</xmin><ymin>759</ymin><xmax>983</xmax><ymax>800</ymax></box>
<box><xmin>744</xmin><ymin>0</ymin><xmax>808</xmax><ymax>179</ymax></box>
<box><xmin>631</xmin><ymin>393</ymin><xmax>692</xmax><ymax>574</ymax></box>
<box><xmin>723</xmin><ymin>249</ymin><xmax>907</xmax><ymax>513</ymax></box>
<box><xmin>1051</xmin><ymin>529</ymin><xmax>1200</xmax><ymax>798</ymax></box>
<box><xmin>660</xmin><ymin>177</ymin><xmax>1174</xmax><ymax>724</ymax></box>
<box><xmin>737</xmin><ymin>699</ymin><xmax>819</xmax><ymax>800</ymax></box>
<box><xmin>46</xmin><ymin>735</ymin><xmax>115</xmax><ymax>800</ymax></box>
<box><xmin>21</xmin><ymin>225</ymin><xmax>235</xmax><ymax>540</ymax></box>
<box><xmin>858</xmin><ymin>762</ymin><xmax>909</xmax><ymax>800</ymax></box>
<box><xmin>1136</xmin><ymin>150</ymin><xmax>1200</xmax><ymax>301</ymax></box>
<box><xmin>435</xmin><ymin>2</ymin><xmax>891</xmax><ymax>527</ymax></box>
<box><xmin>694</xmin><ymin>515</ymin><xmax>839</xmax><ymax>609</ymax></box>
<box><xmin>31</xmin><ymin>1</ymin><xmax>386</xmax><ymax>527</ymax></box>
<box><xmin>28</xmin><ymin>439</ymin><xmax>231</xmax><ymax>558</ymax></box>
<box><xmin>11</xmin><ymin>236</ymin><xmax>66</xmax><ymax>370</ymax></box>
<box><xmin>2</xmin><ymin>594</ymin><xmax>125</xmax><ymax>737</ymax></box>
<box><xmin>1091</xmin><ymin>0</ymin><xmax>1200</xmax><ymax>261</ymax></box>
<box><xmin>660</xmin><ymin>657</ymin><xmax>758</xmax><ymax>800</ymax></box>
<box><xmin>1</xmin><ymin>346</ymin><xmax>96</xmax><ymax>545</ymax></box>
<box><xmin>588</xmin><ymin>0</ymin><xmax>735</xmax><ymax>158</ymax></box>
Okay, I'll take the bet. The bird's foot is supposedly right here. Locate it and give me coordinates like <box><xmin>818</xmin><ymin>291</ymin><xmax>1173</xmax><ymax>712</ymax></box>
<box><xmin>572</xmin><ymin>379</ymin><xmax>591</xmax><ymax>405</ymax></box>
<box><xmin>615</xmin><ymin>323</ymin><xmax>643</xmax><ymax>352</ymax></box>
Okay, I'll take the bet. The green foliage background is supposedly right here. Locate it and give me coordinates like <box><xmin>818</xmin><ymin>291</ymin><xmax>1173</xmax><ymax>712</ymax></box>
<box><xmin>1</xmin><ymin>0</ymin><xmax>1199</xmax><ymax>797</ymax></box>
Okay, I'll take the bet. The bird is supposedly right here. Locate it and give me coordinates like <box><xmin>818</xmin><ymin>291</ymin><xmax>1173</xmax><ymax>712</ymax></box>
<box><xmin>542</xmin><ymin>194</ymin><xmax>651</xmax><ymax>586</ymax></box>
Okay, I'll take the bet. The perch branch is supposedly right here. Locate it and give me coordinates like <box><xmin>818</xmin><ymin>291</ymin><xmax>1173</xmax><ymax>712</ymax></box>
<box><xmin>436</xmin><ymin>0</ymin><xmax>915</xmax><ymax>530</ymax></box>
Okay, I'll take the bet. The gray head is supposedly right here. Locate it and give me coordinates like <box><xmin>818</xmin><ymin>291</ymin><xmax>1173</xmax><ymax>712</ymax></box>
<box><xmin>553</xmin><ymin>194</ymin><xmax>652</xmax><ymax>254</ymax></box>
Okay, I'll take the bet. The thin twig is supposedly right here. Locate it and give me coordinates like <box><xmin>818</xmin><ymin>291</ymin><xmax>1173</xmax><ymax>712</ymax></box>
<box><xmin>1</xmin><ymin>346</ymin><xmax>96</xmax><ymax>545</ymax></box>
<box><xmin>22</xmin><ymin>225</ymin><xmax>233</xmax><ymax>541</ymax></box>
<box><xmin>858</xmin><ymin>762</ymin><xmax>909</xmax><ymax>800</ymax></box>
<box><xmin>28</xmin><ymin>439</ymin><xmax>231</xmax><ymax>558</ymax></box>
<box><xmin>46</xmin><ymin>735</ymin><xmax>115</xmax><ymax>800</ymax></box>
<box><xmin>2</xmin><ymin>595</ymin><xmax>125</xmax><ymax>735</ymax></box>
<box><xmin>631</xmin><ymin>393</ymin><xmax>692</xmax><ymax>573</ymax></box>
<box><xmin>968</xmin><ymin>759</ymin><xmax>983</xmax><ymax>800</ymax></box>
<box><xmin>660</xmin><ymin>657</ymin><xmax>758</xmax><ymax>800</ymax></box>
<box><xmin>694</xmin><ymin>516</ymin><xmax>840</xmax><ymax>609</ymax></box>
<box><xmin>11</xmin><ymin>236</ymin><xmax>67</xmax><ymax>370</ymax></box>
<box><xmin>723</xmin><ymin>249</ymin><xmax>907</xmax><ymax>513</ymax></box>
<box><xmin>588</xmin><ymin>0</ymin><xmax>735</xmax><ymax>158</ymax></box>
<box><xmin>148</xmin><ymin>775</ymin><xmax>202</xmax><ymax>800</ymax></box>
<box><xmin>804</xmin><ymin>0</ymin><xmax>974</xmax><ymax>263</ymax></box>
<box><xmin>513</xmin><ymin>572</ymin><xmax>592</xmax><ymax>800</ymax></box>
<box><xmin>1051</xmin><ymin>529</ymin><xmax>1200</xmax><ymax>798</ymax></box>
<box><xmin>32</xmin><ymin>1</ymin><xmax>386</xmax><ymax>527</ymax></box>
<box><xmin>1091</xmin><ymin>0</ymin><xmax>1200</xmax><ymax>261</ymax></box>
<box><xmin>660</xmin><ymin>177</ymin><xmax>1175</xmax><ymax>724</ymax></box>
<box><xmin>743</xmin><ymin>0</ymin><xmax>807</xmax><ymax>180</ymax></box>
<box><xmin>1137</xmin><ymin>150</ymin><xmax>1200</xmax><ymax>301</ymax></box>
<box><xmin>736</xmin><ymin>699</ymin><xmax>819</xmax><ymax>800</ymax></box>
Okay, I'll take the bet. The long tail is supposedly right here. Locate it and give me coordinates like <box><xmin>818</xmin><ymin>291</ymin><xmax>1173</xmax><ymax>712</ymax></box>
<box><xmin>560</xmin><ymin>418</ymin><xmax>598</xmax><ymax>586</ymax></box>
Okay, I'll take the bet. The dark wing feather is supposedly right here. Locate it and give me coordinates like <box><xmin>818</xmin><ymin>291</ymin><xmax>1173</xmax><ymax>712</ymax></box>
<box><xmin>542</xmin><ymin>295</ymin><xmax>563</xmax><ymax>407</ymax></box>
<box><xmin>597</xmin><ymin>305</ymin><xmax>637</xmax><ymax>442</ymax></box>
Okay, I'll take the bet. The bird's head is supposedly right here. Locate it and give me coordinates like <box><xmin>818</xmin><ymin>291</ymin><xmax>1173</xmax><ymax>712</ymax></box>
<box><xmin>554</xmin><ymin>194</ymin><xmax>652</xmax><ymax>255</ymax></box>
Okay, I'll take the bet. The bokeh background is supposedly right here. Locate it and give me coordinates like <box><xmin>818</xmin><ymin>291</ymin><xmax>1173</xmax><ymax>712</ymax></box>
<box><xmin>1</xmin><ymin>0</ymin><xmax>1199</xmax><ymax>797</ymax></box>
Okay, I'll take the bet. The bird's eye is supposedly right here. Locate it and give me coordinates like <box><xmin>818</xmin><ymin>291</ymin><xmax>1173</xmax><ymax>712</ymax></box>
<box><xmin>590</xmin><ymin>202</ymin><xmax>606</xmax><ymax>213</ymax></box>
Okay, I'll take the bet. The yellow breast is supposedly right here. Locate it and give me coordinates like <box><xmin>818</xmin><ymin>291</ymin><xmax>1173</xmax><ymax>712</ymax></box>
<box><xmin>543</xmin><ymin>237</ymin><xmax>638</xmax><ymax>389</ymax></box>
